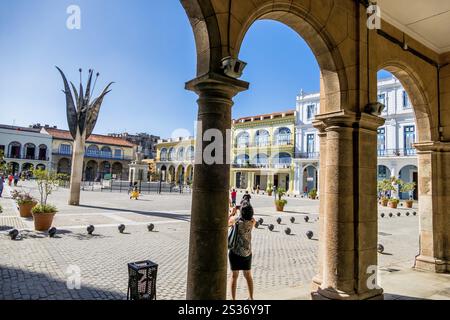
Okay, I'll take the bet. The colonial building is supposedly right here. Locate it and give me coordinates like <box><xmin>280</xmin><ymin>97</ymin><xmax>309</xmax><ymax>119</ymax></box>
<box><xmin>108</xmin><ymin>132</ymin><xmax>160</xmax><ymax>159</ymax></box>
<box><xmin>0</xmin><ymin>124</ymin><xmax>52</xmax><ymax>175</ymax></box>
<box><xmin>230</xmin><ymin>111</ymin><xmax>296</xmax><ymax>192</ymax></box>
<box><xmin>155</xmin><ymin>137</ymin><xmax>195</xmax><ymax>184</ymax></box>
<box><xmin>294</xmin><ymin>76</ymin><xmax>417</xmax><ymax>199</ymax></box>
<box><xmin>43</xmin><ymin>127</ymin><xmax>136</xmax><ymax>181</ymax></box>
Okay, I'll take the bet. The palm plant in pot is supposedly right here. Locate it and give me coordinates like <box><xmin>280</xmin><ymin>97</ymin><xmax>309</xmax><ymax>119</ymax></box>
<box><xmin>308</xmin><ymin>188</ymin><xmax>318</xmax><ymax>200</ymax></box>
<box><xmin>31</xmin><ymin>169</ymin><xmax>59</xmax><ymax>231</ymax></box>
<box><xmin>275</xmin><ymin>187</ymin><xmax>287</xmax><ymax>212</ymax></box>
<box><xmin>400</xmin><ymin>182</ymin><xmax>416</xmax><ymax>208</ymax></box>
<box><xmin>11</xmin><ymin>189</ymin><xmax>37</xmax><ymax>218</ymax></box>
<box><xmin>266</xmin><ymin>183</ymin><xmax>273</xmax><ymax>196</ymax></box>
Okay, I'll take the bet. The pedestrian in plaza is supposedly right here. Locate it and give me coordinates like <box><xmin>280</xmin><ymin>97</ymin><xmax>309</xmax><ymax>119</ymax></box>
<box><xmin>0</xmin><ymin>175</ymin><xmax>4</xmax><ymax>197</ymax></box>
<box><xmin>228</xmin><ymin>200</ymin><xmax>256</xmax><ymax>300</ymax></box>
<box><xmin>13</xmin><ymin>173</ymin><xmax>19</xmax><ymax>187</ymax></box>
<box><xmin>8</xmin><ymin>174</ymin><xmax>13</xmax><ymax>186</ymax></box>
<box><xmin>242</xmin><ymin>191</ymin><xmax>251</xmax><ymax>203</ymax></box>
<box><xmin>231</xmin><ymin>189</ymin><xmax>237</xmax><ymax>207</ymax></box>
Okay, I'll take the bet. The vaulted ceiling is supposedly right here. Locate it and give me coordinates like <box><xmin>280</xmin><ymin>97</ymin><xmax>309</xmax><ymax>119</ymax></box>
<box><xmin>377</xmin><ymin>0</ymin><xmax>450</xmax><ymax>54</ymax></box>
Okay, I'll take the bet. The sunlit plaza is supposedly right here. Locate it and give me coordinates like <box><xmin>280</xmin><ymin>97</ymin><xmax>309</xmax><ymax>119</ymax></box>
<box><xmin>1</xmin><ymin>0</ymin><xmax>450</xmax><ymax>304</ymax></box>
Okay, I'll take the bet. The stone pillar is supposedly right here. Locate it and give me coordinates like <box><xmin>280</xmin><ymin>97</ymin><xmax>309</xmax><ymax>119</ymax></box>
<box><xmin>311</xmin><ymin>111</ymin><xmax>385</xmax><ymax>300</ymax></box>
<box><xmin>185</xmin><ymin>73</ymin><xmax>248</xmax><ymax>300</ymax></box>
<box><xmin>414</xmin><ymin>142</ymin><xmax>450</xmax><ymax>273</ymax></box>
<box><xmin>68</xmin><ymin>131</ymin><xmax>86</xmax><ymax>206</ymax></box>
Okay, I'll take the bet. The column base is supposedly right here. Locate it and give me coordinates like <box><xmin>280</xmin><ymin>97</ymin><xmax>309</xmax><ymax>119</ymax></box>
<box><xmin>414</xmin><ymin>255</ymin><xmax>449</xmax><ymax>273</ymax></box>
<box><xmin>311</xmin><ymin>287</ymin><xmax>384</xmax><ymax>300</ymax></box>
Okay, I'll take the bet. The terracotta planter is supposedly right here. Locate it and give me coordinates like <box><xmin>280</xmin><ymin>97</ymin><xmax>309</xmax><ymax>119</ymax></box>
<box><xmin>33</xmin><ymin>213</ymin><xmax>56</xmax><ymax>231</ymax></box>
<box><xmin>381</xmin><ymin>199</ymin><xmax>389</xmax><ymax>207</ymax></box>
<box><xmin>18</xmin><ymin>202</ymin><xmax>37</xmax><ymax>218</ymax></box>
<box><xmin>405</xmin><ymin>200</ymin><xmax>414</xmax><ymax>209</ymax></box>
<box><xmin>267</xmin><ymin>191</ymin><xmax>273</xmax><ymax>197</ymax></box>
<box><xmin>275</xmin><ymin>203</ymin><xmax>285</xmax><ymax>212</ymax></box>
<box><xmin>388</xmin><ymin>202</ymin><xmax>398</xmax><ymax>209</ymax></box>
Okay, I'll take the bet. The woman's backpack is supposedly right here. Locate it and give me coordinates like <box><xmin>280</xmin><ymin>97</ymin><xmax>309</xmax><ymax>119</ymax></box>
<box><xmin>228</xmin><ymin>218</ymin><xmax>239</xmax><ymax>250</ymax></box>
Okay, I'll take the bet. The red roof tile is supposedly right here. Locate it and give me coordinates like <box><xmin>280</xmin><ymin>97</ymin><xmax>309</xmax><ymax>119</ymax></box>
<box><xmin>44</xmin><ymin>128</ymin><xmax>136</xmax><ymax>148</ymax></box>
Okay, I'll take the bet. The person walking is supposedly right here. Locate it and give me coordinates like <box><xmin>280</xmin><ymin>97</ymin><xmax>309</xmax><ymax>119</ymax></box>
<box><xmin>228</xmin><ymin>201</ymin><xmax>256</xmax><ymax>300</ymax></box>
<box><xmin>231</xmin><ymin>189</ymin><xmax>237</xmax><ymax>207</ymax></box>
<box><xmin>0</xmin><ymin>175</ymin><xmax>4</xmax><ymax>197</ymax></box>
<box><xmin>13</xmin><ymin>173</ymin><xmax>19</xmax><ymax>187</ymax></box>
<box><xmin>8</xmin><ymin>174</ymin><xmax>13</xmax><ymax>186</ymax></box>
<box><xmin>242</xmin><ymin>191</ymin><xmax>251</xmax><ymax>203</ymax></box>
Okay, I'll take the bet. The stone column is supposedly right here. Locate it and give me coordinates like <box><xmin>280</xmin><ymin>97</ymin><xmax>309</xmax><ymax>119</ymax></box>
<box><xmin>414</xmin><ymin>142</ymin><xmax>450</xmax><ymax>273</ymax></box>
<box><xmin>68</xmin><ymin>131</ymin><xmax>86</xmax><ymax>206</ymax></box>
<box><xmin>185</xmin><ymin>73</ymin><xmax>248</xmax><ymax>300</ymax></box>
<box><xmin>311</xmin><ymin>111</ymin><xmax>385</xmax><ymax>300</ymax></box>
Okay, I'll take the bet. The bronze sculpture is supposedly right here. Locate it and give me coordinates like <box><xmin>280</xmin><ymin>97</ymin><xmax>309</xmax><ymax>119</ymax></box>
<box><xmin>56</xmin><ymin>67</ymin><xmax>113</xmax><ymax>205</ymax></box>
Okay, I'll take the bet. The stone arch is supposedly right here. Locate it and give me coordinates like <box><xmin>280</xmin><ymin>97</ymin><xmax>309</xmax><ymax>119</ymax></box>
<box><xmin>112</xmin><ymin>162</ymin><xmax>123</xmax><ymax>179</ymax></box>
<box><xmin>168</xmin><ymin>148</ymin><xmax>176</xmax><ymax>161</ymax></box>
<box><xmin>302</xmin><ymin>164</ymin><xmax>318</xmax><ymax>192</ymax></box>
<box><xmin>57</xmin><ymin>158</ymin><xmax>71</xmax><ymax>174</ymax></box>
<box><xmin>377</xmin><ymin>165</ymin><xmax>391</xmax><ymax>180</ymax></box>
<box><xmin>376</xmin><ymin>62</ymin><xmax>435</xmax><ymax>142</ymax></box>
<box><xmin>178</xmin><ymin>147</ymin><xmax>185</xmax><ymax>161</ymax></box>
<box><xmin>182</xmin><ymin>0</ymin><xmax>349</xmax><ymax>113</ymax></box>
<box><xmin>186</xmin><ymin>164</ymin><xmax>194</xmax><ymax>184</ymax></box>
<box><xmin>160</xmin><ymin>148</ymin><xmax>168</xmax><ymax>161</ymax></box>
<box><xmin>8</xmin><ymin>141</ymin><xmax>21</xmax><ymax>158</ymax></box>
<box><xmin>23</xmin><ymin>143</ymin><xmax>36</xmax><ymax>159</ymax></box>
<box><xmin>38</xmin><ymin>144</ymin><xmax>48</xmax><ymax>161</ymax></box>
<box><xmin>235</xmin><ymin>131</ymin><xmax>250</xmax><ymax>148</ymax></box>
<box><xmin>168</xmin><ymin>165</ymin><xmax>176</xmax><ymax>183</ymax></box>
<box><xmin>176</xmin><ymin>164</ymin><xmax>186</xmax><ymax>185</ymax></box>
<box><xmin>85</xmin><ymin>160</ymin><xmax>98</xmax><ymax>181</ymax></box>
<box><xmin>36</xmin><ymin>164</ymin><xmax>46</xmax><ymax>171</ymax></box>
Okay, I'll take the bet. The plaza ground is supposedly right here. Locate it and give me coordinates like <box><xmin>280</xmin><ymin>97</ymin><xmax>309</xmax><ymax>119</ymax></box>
<box><xmin>0</xmin><ymin>181</ymin><xmax>448</xmax><ymax>300</ymax></box>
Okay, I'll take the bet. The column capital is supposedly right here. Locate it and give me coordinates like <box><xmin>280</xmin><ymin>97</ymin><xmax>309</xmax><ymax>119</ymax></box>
<box><xmin>185</xmin><ymin>72</ymin><xmax>249</xmax><ymax>99</ymax></box>
<box><xmin>313</xmin><ymin>110</ymin><xmax>385</xmax><ymax>133</ymax></box>
<box><xmin>414</xmin><ymin>141</ymin><xmax>450</xmax><ymax>153</ymax></box>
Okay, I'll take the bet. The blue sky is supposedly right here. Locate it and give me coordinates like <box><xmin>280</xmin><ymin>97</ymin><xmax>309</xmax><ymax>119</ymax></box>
<box><xmin>0</xmin><ymin>0</ymin><xmax>386</xmax><ymax>138</ymax></box>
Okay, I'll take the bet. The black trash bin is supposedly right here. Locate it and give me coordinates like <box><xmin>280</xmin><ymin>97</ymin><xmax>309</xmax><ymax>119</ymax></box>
<box><xmin>127</xmin><ymin>260</ymin><xmax>158</xmax><ymax>300</ymax></box>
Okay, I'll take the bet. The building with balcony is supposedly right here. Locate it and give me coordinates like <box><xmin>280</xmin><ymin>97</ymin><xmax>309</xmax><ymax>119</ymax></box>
<box><xmin>43</xmin><ymin>127</ymin><xmax>136</xmax><ymax>181</ymax></box>
<box><xmin>294</xmin><ymin>76</ymin><xmax>418</xmax><ymax>199</ymax></box>
<box><xmin>155</xmin><ymin>136</ymin><xmax>195</xmax><ymax>184</ymax></box>
<box><xmin>230</xmin><ymin>110</ymin><xmax>296</xmax><ymax>192</ymax></box>
<box><xmin>0</xmin><ymin>124</ymin><xmax>52</xmax><ymax>175</ymax></box>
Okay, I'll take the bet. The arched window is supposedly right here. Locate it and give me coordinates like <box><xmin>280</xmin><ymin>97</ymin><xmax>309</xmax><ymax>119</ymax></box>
<box><xmin>8</xmin><ymin>142</ymin><xmax>21</xmax><ymax>159</ymax></box>
<box><xmin>101</xmin><ymin>146</ymin><xmax>112</xmax><ymax>158</ymax></box>
<box><xmin>234</xmin><ymin>154</ymin><xmax>250</xmax><ymax>166</ymax></box>
<box><xmin>38</xmin><ymin>144</ymin><xmax>48</xmax><ymax>161</ymax></box>
<box><xmin>168</xmin><ymin>148</ymin><xmax>176</xmax><ymax>161</ymax></box>
<box><xmin>24</xmin><ymin>143</ymin><xmax>36</xmax><ymax>160</ymax></box>
<box><xmin>178</xmin><ymin>147</ymin><xmax>185</xmax><ymax>161</ymax></box>
<box><xmin>272</xmin><ymin>152</ymin><xmax>292</xmax><ymax>168</ymax></box>
<box><xmin>186</xmin><ymin>146</ymin><xmax>195</xmax><ymax>160</ymax></box>
<box><xmin>59</xmin><ymin>144</ymin><xmax>72</xmax><ymax>155</ymax></box>
<box><xmin>86</xmin><ymin>145</ymin><xmax>99</xmax><ymax>157</ymax></box>
<box><xmin>275</xmin><ymin>128</ymin><xmax>291</xmax><ymax>145</ymax></box>
<box><xmin>254</xmin><ymin>154</ymin><xmax>269</xmax><ymax>167</ymax></box>
<box><xmin>255</xmin><ymin>130</ymin><xmax>270</xmax><ymax>147</ymax></box>
<box><xmin>236</xmin><ymin>132</ymin><xmax>250</xmax><ymax>148</ymax></box>
<box><xmin>160</xmin><ymin>148</ymin><xmax>168</xmax><ymax>161</ymax></box>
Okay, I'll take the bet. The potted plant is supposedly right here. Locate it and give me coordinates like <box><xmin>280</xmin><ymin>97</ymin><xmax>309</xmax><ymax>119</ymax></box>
<box><xmin>11</xmin><ymin>189</ymin><xmax>37</xmax><ymax>218</ymax></box>
<box><xmin>388</xmin><ymin>198</ymin><xmax>400</xmax><ymax>209</ymax></box>
<box><xmin>31</xmin><ymin>169</ymin><xmax>59</xmax><ymax>231</ymax></box>
<box><xmin>378</xmin><ymin>179</ymin><xmax>397</xmax><ymax>207</ymax></box>
<box><xmin>308</xmin><ymin>188</ymin><xmax>318</xmax><ymax>200</ymax></box>
<box><xmin>400</xmin><ymin>182</ymin><xmax>416</xmax><ymax>208</ymax></box>
<box><xmin>275</xmin><ymin>187</ymin><xmax>287</xmax><ymax>212</ymax></box>
<box><xmin>266</xmin><ymin>183</ymin><xmax>273</xmax><ymax>196</ymax></box>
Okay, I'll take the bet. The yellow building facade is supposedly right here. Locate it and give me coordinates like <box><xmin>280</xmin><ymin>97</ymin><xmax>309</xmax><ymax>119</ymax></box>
<box><xmin>155</xmin><ymin>111</ymin><xmax>296</xmax><ymax>193</ymax></box>
<box><xmin>230</xmin><ymin>110</ymin><xmax>296</xmax><ymax>193</ymax></box>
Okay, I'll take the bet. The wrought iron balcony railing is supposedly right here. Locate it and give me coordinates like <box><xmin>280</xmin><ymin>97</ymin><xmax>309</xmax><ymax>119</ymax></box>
<box><xmin>377</xmin><ymin>148</ymin><xmax>417</xmax><ymax>157</ymax></box>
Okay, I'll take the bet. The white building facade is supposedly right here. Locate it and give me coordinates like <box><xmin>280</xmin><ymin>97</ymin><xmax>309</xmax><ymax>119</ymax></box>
<box><xmin>294</xmin><ymin>76</ymin><xmax>418</xmax><ymax>200</ymax></box>
<box><xmin>0</xmin><ymin>125</ymin><xmax>53</xmax><ymax>175</ymax></box>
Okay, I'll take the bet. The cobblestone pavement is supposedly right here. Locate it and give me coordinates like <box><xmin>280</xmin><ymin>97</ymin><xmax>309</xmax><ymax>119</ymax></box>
<box><xmin>0</xmin><ymin>182</ymin><xmax>422</xmax><ymax>300</ymax></box>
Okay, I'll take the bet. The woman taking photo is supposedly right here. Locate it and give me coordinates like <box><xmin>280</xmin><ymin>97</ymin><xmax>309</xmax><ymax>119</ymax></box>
<box><xmin>228</xmin><ymin>200</ymin><xmax>256</xmax><ymax>300</ymax></box>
